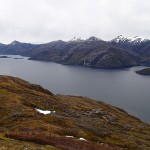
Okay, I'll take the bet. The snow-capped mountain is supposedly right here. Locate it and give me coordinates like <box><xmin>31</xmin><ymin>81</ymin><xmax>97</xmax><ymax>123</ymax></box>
<box><xmin>9</xmin><ymin>40</ymin><xmax>21</xmax><ymax>46</ymax></box>
<box><xmin>69</xmin><ymin>35</ymin><xmax>149</xmax><ymax>44</ymax></box>
<box><xmin>87</xmin><ymin>36</ymin><xmax>101</xmax><ymax>41</ymax></box>
<box><xmin>70</xmin><ymin>37</ymin><xmax>85</xmax><ymax>42</ymax></box>
<box><xmin>69</xmin><ymin>36</ymin><xmax>101</xmax><ymax>42</ymax></box>
<box><xmin>111</xmin><ymin>35</ymin><xmax>149</xmax><ymax>44</ymax></box>
<box><xmin>110</xmin><ymin>35</ymin><xmax>150</xmax><ymax>57</ymax></box>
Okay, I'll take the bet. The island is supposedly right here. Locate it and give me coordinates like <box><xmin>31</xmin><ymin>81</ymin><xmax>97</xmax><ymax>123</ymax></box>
<box><xmin>136</xmin><ymin>68</ymin><xmax>150</xmax><ymax>75</ymax></box>
<box><xmin>14</xmin><ymin>58</ymin><xmax>24</xmax><ymax>59</ymax></box>
<box><xmin>0</xmin><ymin>56</ymin><xmax>10</xmax><ymax>58</ymax></box>
<box><xmin>0</xmin><ymin>75</ymin><xmax>150</xmax><ymax>149</ymax></box>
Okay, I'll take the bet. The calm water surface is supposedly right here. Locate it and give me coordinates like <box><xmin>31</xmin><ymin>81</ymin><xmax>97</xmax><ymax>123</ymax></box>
<box><xmin>0</xmin><ymin>55</ymin><xmax>150</xmax><ymax>124</ymax></box>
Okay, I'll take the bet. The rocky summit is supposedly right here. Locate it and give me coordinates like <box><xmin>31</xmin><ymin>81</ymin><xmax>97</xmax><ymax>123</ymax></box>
<box><xmin>0</xmin><ymin>75</ymin><xmax>150</xmax><ymax>150</ymax></box>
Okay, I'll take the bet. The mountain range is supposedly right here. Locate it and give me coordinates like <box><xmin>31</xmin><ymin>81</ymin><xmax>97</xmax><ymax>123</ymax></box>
<box><xmin>0</xmin><ymin>35</ymin><xmax>150</xmax><ymax>68</ymax></box>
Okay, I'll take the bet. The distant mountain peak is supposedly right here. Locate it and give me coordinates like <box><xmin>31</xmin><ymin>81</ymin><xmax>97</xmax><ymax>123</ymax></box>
<box><xmin>69</xmin><ymin>36</ymin><xmax>102</xmax><ymax>42</ymax></box>
<box><xmin>87</xmin><ymin>36</ymin><xmax>101</xmax><ymax>41</ymax></box>
<box><xmin>112</xmin><ymin>35</ymin><xmax>148</xmax><ymax>43</ymax></box>
<box><xmin>10</xmin><ymin>40</ymin><xmax>20</xmax><ymax>46</ymax></box>
<box><xmin>127</xmin><ymin>36</ymin><xmax>148</xmax><ymax>42</ymax></box>
<box><xmin>70</xmin><ymin>37</ymin><xmax>85</xmax><ymax>42</ymax></box>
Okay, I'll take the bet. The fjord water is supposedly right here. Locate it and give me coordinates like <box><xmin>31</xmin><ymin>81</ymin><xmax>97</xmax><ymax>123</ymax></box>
<box><xmin>0</xmin><ymin>55</ymin><xmax>150</xmax><ymax>124</ymax></box>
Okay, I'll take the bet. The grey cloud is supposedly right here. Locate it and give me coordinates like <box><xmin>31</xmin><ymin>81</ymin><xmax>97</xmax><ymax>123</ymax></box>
<box><xmin>0</xmin><ymin>0</ymin><xmax>150</xmax><ymax>43</ymax></box>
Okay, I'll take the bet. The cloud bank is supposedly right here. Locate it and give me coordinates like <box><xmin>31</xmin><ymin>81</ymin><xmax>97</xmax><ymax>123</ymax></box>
<box><xmin>0</xmin><ymin>0</ymin><xmax>150</xmax><ymax>43</ymax></box>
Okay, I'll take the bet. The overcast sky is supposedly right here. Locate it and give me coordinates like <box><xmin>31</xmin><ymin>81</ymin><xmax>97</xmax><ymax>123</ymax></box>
<box><xmin>0</xmin><ymin>0</ymin><xmax>150</xmax><ymax>43</ymax></box>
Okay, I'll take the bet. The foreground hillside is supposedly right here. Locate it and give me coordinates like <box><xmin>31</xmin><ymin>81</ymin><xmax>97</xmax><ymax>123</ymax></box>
<box><xmin>0</xmin><ymin>76</ymin><xmax>150</xmax><ymax>149</ymax></box>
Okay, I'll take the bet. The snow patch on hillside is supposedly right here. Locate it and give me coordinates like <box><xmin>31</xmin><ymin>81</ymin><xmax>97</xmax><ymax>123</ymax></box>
<box><xmin>35</xmin><ymin>108</ymin><xmax>55</xmax><ymax>115</ymax></box>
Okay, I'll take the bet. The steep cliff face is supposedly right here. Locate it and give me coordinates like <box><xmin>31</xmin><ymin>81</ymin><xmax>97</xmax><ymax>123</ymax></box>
<box><xmin>0</xmin><ymin>75</ymin><xmax>150</xmax><ymax>149</ymax></box>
